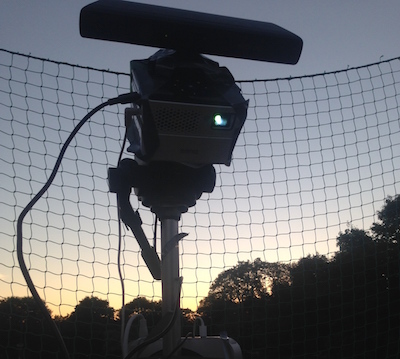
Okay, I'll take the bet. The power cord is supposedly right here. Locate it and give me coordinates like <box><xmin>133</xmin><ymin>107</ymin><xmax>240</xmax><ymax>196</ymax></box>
<box><xmin>117</xmin><ymin>128</ymin><xmax>129</xmax><ymax>348</ymax></box>
<box><xmin>165</xmin><ymin>331</ymin><xmax>192</xmax><ymax>359</ymax></box>
<box><xmin>123</xmin><ymin>277</ymin><xmax>183</xmax><ymax>359</ymax></box>
<box><xmin>16</xmin><ymin>92</ymin><xmax>141</xmax><ymax>359</ymax></box>
<box><xmin>122</xmin><ymin>314</ymin><xmax>148</xmax><ymax>357</ymax></box>
<box><xmin>193</xmin><ymin>316</ymin><xmax>207</xmax><ymax>338</ymax></box>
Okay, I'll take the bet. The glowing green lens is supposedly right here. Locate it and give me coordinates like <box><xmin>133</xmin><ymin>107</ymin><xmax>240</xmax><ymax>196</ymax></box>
<box><xmin>213</xmin><ymin>114</ymin><xmax>228</xmax><ymax>127</ymax></box>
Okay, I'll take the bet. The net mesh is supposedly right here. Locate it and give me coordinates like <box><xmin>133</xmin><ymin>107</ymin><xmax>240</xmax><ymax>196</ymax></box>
<box><xmin>1</xmin><ymin>48</ymin><xmax>400</xmax><ymax>358</ymax></box>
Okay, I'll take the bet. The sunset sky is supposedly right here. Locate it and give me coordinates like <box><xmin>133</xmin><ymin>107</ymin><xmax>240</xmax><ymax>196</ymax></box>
<box><xmin>1</xmin><ymin>1</ymin><xmax>400</xmax><ymax>315</ymax></box>
<box><xmin>2</xmin><ymin>0</ymin><xmax>400</xmax><ymax>79</ymax></box>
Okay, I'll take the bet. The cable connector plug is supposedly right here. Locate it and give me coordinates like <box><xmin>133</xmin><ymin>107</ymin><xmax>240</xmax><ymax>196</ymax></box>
<box><xmin>107</xmin><ymin>92</ymin><xmax>141</xmax><ymax>105</ymax></box>
<box><xmin>193</xmin><ymin>317</ymin><xmax>207</xmax><ymax>338</ymax></box>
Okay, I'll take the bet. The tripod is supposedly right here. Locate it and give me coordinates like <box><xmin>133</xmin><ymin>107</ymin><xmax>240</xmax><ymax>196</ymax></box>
<box><xmin>133</xmin><ymin>161</ymin><xmax>215</xmax><ymax>357</ymax></box>
<box><xmin>109</xmin><ymin>160</ymin><xmax>244</xmax><ymax>358</ymax></box>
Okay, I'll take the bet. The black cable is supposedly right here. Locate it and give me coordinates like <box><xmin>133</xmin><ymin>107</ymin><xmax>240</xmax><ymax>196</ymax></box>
<box><xmin>117</xmin><ymin>127</ymin><xmax>129</xmax><ymax>347</ymax></box>
<box><xmin>117</xmin><ymin>128</ymin><xmax>128</xmax><ymax>165</ymax></box>
<box><xmin>123</xmin><ymin>278</ymin><xmax>183</xmax><ymax>359</ymax></box>
<box><xmin>165</xmin><ymin>332</ymin><xmax>192</xmax><ymax>359</ymax></box>
<box><xmin>153</xmin><ymin>215</ymin><xmax>158</xmax><ymax>250</ymax></box>
<box><xmin>117</xmin><ymin>198</ymin><xmax>126</xmax><ymax>347</ymax></box>
<box><xmin>16</xmin><ymin>92</ymin><xmax>141</xmax><ymax>359</ymax></box>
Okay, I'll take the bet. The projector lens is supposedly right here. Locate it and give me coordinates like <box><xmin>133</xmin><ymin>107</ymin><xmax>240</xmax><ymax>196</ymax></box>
<box><xmin>213</xmin><ymin>113</ymin><xmax>229</xmax><ymax>128</ymax></box>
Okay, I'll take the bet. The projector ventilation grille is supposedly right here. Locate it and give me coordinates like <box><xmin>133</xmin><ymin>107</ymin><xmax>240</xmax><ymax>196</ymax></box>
<box><xmin>153</xmin><ymin>106</ymin><xmax>201</xmax><ymax>134</ymax></box>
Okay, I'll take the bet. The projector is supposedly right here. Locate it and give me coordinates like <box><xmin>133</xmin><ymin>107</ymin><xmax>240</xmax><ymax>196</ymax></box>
<box><xmin>126</xmin><ymin>50</ymin><xmax>248</xmax><ymax>166</ymax></box>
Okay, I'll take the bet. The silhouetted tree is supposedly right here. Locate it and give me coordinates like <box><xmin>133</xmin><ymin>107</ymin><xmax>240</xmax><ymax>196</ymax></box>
<box><xmin>200</xmin><ymin>258</ymin><xmax>290</xmax><ymax>305</ymax></box>
<box><xmin>118</xmin><ymin>297</ymin><xmax>162</xmax><ymax>330</ymax></box>
<box><xmin>370</xmin><ymin>195</ymin><xmax>400</xmax><ymax>300</ymax></box>
<box><xmin>336</xmin><ymin>227</ymin><xmax>375</xmax><ymax>254</ymax></box>
<box><xmin>333</xmin><ymin>227</ymin><xmax>381</xmax><ymax>313</ymax></box>
<box><xmin>0</xmin><ymin>296</ymin><xmax>59</xmax><ymax>358</ymax></box>
<box><xmin>198</xmin><ymin>259</ymin><xmax>291</xmax><ymax>358</ymax></box>
<box><xmin>62</xmin><ymin>296</ymin><xmax>119</xmax><ymax>358</ymax></box>
<box><xmin>117</xmin><ymin>296</ymin><xmax>196</xmax><ymax>348</ymax></box>
<box><xmin>117</xmin><ymin>296</ymin><xmax>162</xmax><ymax>347</ymax></box>
<box><xmin>329</xmin><ymin>220</ymin><xmax>400</xmax><ymax>358</ymax></box>
<box><xmin>371</xmin><ymin>194</ymin><xmax>400</xmax><ymax>244</ymax></box>
<box><xmin>72</xmin><ymin>296</ymin><xmax>115</xmax><ymax>322</ymax></box>
<box><xmin>197</xmin><ymin>194</ymin><xmax>400</xmax><ymax>359</ymax></box>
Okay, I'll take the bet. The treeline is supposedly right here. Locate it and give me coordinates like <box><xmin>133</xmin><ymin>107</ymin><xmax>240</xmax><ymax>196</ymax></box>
<box><xmin>197</xmin><ymin>195</ymin><xmax>400</xmax><ymax>358</ymax></box>
<box><xmin>1</xmin><ymin>195</ymin><xmax>399</xmax><ymax>358</ymax></box>
<box><xmin>0</xmin><ymin>296</ymin><xmax>195</xmax><ymax>358</ymax></box>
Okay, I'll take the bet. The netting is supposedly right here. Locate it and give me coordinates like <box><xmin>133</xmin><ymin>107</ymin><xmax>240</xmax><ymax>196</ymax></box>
<box><xmin>1</xmin><ymin>48</ymin><xmax>400</xmax><ymax>358</ymax></box>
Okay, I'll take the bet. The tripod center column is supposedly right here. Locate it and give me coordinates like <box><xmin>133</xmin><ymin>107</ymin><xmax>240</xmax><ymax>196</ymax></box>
<box><xmin>161</xmin><ymin>217</ymin><xmax>181</xmax><ymax>357</ymax></box>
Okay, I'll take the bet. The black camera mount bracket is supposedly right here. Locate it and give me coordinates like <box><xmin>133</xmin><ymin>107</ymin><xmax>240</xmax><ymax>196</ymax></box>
<box><xmin>108</xmin><ymin>158</ymin><xmax>216</xmax><ymax>221</ymax></box>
